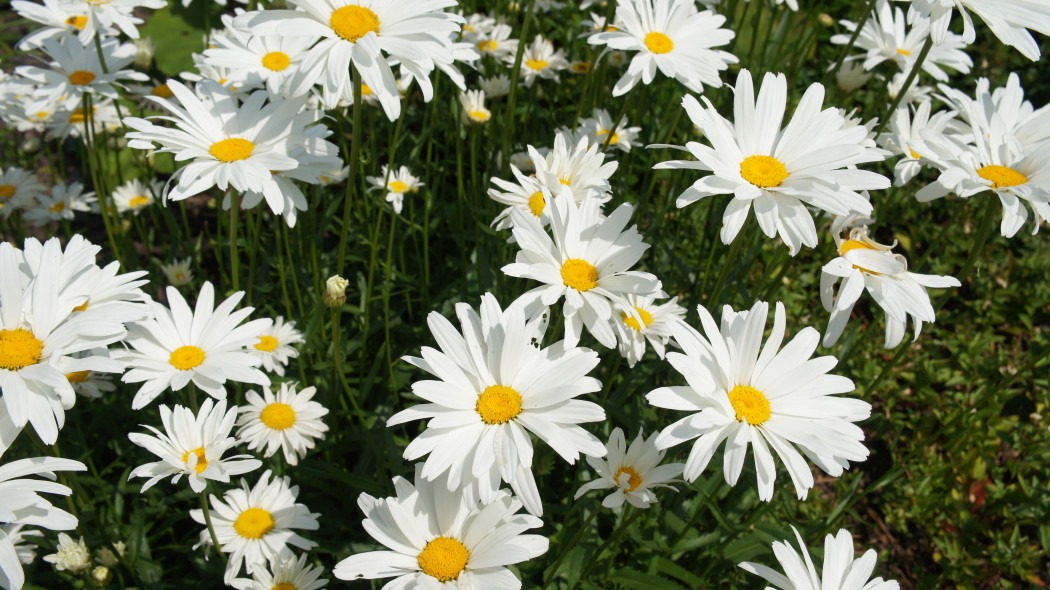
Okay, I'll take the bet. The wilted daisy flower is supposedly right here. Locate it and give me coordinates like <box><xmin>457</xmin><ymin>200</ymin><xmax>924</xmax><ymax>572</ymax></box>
<box><xmin>587</xmin><ymin>0</ymin><xmax>737</xmax><ymax>96</ymax></box>
<box><xmin>908</xmin><ymin>0</ymin><xmax>1050</xmax><ymax>61</ymax></box>
<box><xmin>160</xmin><ymin>258</ymin><xmax>194</xmax><ymax>287</ymax></box>
<box><xmin>190</xmin><ymin>470</ymin><xmax>319</xmax><ymax>584</ymax></box>
<box><xmin>480</xmin><ymin>73</ymin><xmax>511</xmax><ymax>98</ymax></box>
<box><xmin>128</xmin><ymin>398</ymin><xmax>262</xmax><ymax>493</ymax></box>
<box><xmin>16</xmin><ymin>33</ymin><xmax>147</xmax><ymax>110</ymax></box>
<box><xmin>112</xmin><ymin>178</ymin><xmax>160</xmax><ymax>214</ymax></box>
<box><xmin>231</xmin><ymin>553</ymin><xmax>328</xmax><ymax>590</ymax></box>
<box><xmin>503</xmin><ymin>192</ymin><xmax>660</xmax><ymax>349</ymax></box>
<box><xmin>236</xmin><ymin>383</ymin><xmax>329</xmax><ymax>466</ymax></box>
<box><xmin>389</xmin><ymin>293</ymin><xmax>606</xmax><ymax>516</ymax></box>
<box><xmin>459</xmin><ymin>89</ymin><xmax>490</xmax><ymax>125</ymax></box>
<box><xmin>118</xmin><ymin>281</ymin><xmax>271</xmax><ymax>410</ymax></box>
<box><xmin>22</xmin><ymin>181</ymin><xmax>95</xmax><ymax>227</ymax></box>
<box><xmin>575</xmin><ymin>428</ymin><xmax>683</xmax><ymax>509</ymax></box>
<box><xmin>366</xmin><ymin>164</ymin><xmax>422</xmax><ymax>214</ymax></box>
<box><xmin>831</xmin><ymin>0</ymin><xmax>971</xmax><ymax>82</ymax></box>
<box><xmin>511</xmin><ymin>34</ymin><xmax>569</xmax><ymax>87</ymax></box>
<box><xmin>739</xmin><ymin>526</ymin><xmax>899</xmax><ymax>590</ymax></box>
<box><xmin>249</xmin><ymin>316</ymin><xmax>303</xmax><ymax>377</ymax></box>
<box><xmin>647</xmin><ymin>301</ymin><xmax>871</xmax><ymax>501</ymax></box>
<box><xmin>877</xmin><ymin>101</ymin><xmax>964</xmax><ymax>186</ymax></box>
<box><xmin>821</xmin><ymin>215</ymin><xmax>962</xmax><ymax>348</ymax></box>
<box><xmin>613</xmin><ymin>292</ymin><xmax>686</xmax><ymax>367</ymax></box>
<box><xmin>0</xmin><ymin>455</ymin><xmax>85</xmax><ymax>590</ymax></box>
<box><xmin>654</xmin><ymin>69</ymin><xmax>888</xmax><ymax>255</ymax></box>
<box><xmin>0</xmin><ymin>167</ymin><xmax>45</xmax><ymax>215</ymax></box>
<box><xmin>43</xmin><ymin>533</ymin><xmax>91</xmax><ymax>574</ymax></box>
<box><xmin>235</xmin><ymin>0</ymin><xmax>462</xmax><ymax>119</ymax></box>
<box><xmin>334</xmin><ymin>467</ymin><xmax>548</xmax><ymax>586</ymax></box>
<box><xmin>202</xmin><ymin>14</ymin><xmax>317</xmax><ymax>97</ymax></box>
<box><xmin>579</xmin><ymin>108</ymin><xmax>641</xmax><ymax>152</ymax></box>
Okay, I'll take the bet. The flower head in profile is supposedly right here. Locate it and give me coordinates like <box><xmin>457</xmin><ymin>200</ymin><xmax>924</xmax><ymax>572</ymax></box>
<box><xmin>42</xmin><ymin>533</ymin><xmax>90</xmax><ymax>574</ymax></box>
<box><xmin>128</xmin><ymin>398</ymin><xmax>262</xmax><ymax>493</ymax></box>
<box><xmin>575</xmin><ymin>428</ymin><xmax>684</xmax><ymax>509</ymax></box>
<box><xmin>647</xmin><ymin>301</ymin><xmax>871</xmax><ymax>501</ymax></box>
<box><xmin>654</xmin><ymin>69</ymin><xmax>888</xmax><ymax>255</ymax></box>
<box><xmin>877</xmin><ymin>101</ymin><xmax>964</xmax><ymax>187</ymax></box>
<box><xmin>249</xmin><ymin>316</ymin><xmax>303</xmax><ymax>376</ymax></box>
<box><xmin>112</xmin><ymin>178</ymin><xmax>161</xmax><ymax>215</ymax></box>
<box><xmin>160</xmin><ymin>258</ymin><xmax>194</xmax><ymax>287</ymax></box>
<box><xmin>236</xmin><ymin>382</ymin><xmax>329</xmax><ymax>466</ymax></box>
<box><xmin>459</xmin><ymin>89</ymin><xmax>490</xmax><ymax>125</ymax></box>
<box><xmin>334</xmin><ymin>467</ymin><xmax>548</xmax><ymax>587</ymax></box>
<box><xmin>612</xmin><ymin>292</ymin><xmax>686</xmax><ymax>367</ymax></box>
<box><xmin>510</xmin><ymin>34</ymin><xmax>569</xmax><ymax>87</ymax></box>
<box><xmin>739</xmin><ymin>526</ymin><xmax>899</xmax><ymax>590</ymax></box>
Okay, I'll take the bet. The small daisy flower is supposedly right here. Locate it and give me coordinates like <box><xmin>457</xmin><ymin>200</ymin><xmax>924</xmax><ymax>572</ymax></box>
<box><xmin>65</xmin><ymin>349</ymin><xmax>117</xmax><ymax>400</ymax></box>
<box><xmin>112</xmin><ymin>178</ymin><xmax>161</xmax><ymax>215</ymax></box>
<box><xmin>160</xmin><ymin>258</ymin><xmax>194</xmax><ymax>287</ymax></box>
<box><xmin>503</xmin><ymin>192</ymin><xmax>661</xmax><ymax>349</ymax></box>
<box><xmin>190</xmin><ymin>470</ymin><xmax>319</xmax><ymax>584</ymax></box>
<box><xmin>647</xmin><ymin>300</ymin><xmax>871</xmax><ymax>501</ymax></box>
<box><xmin>459</xmin><ymin>89</ymin><xmax>490</xmax><ymax>125</ymax></box>
<box><xmin>489</xmin><ymin>165</ymin><xmax>551</xmax><ymax>230</ymax></box>
<box><xmin>938</xmin><ymin>73</ymin><xmax>1050</xmax><ymax>157</ymax></box>
<box><xmin>45</xmin><ymin>99</ymin><xmax>121</xmax><ymax>142</ymax></box>
<box><xmin>366</xmin><ymin>164</ymin><xmax>422</xmax><ymax>214</ymax></box>
<box><xmin>11</xmin><ymin>0</ymin><xmax>94</xmax><ymax>49</ymax></box>
<box><xmin>510</xmin><ymin>34</ymin><xmax>569</xmax><ymax>87</ymax></box>
<box><xmin>388</xmin><ymin>293</ymin><xmax>606</xmax><ymax>516</ymax></box>
<box><xmin>575</xmin><ymin>428</ymin><xmax>684</xmax><ymax>509</ymax></box>
<box><xmin>835</xmin><ymin>62</ymin><xmax>872</xmax><ymax>94</ymax></box>
<box><xmin>22</xmin><ymin>182</ymin><xmax>95</xmax><ymax>227</ymax></box>
<box><xmin>202</xmin><ymin>15</ymin><xmax>317</xmax><ymax>97</ymax></box>
<box><xmin>654</xmin><ymin>69</ymin><xmax>889</xmax><ymax>255</ymax></box>
<box><xmin>249</xmin><ymin>316</ymin><xmax>303</xmax><ymax>377</ymax></box>
<box><xmin>739</xmin><ymin>526</ymin><xmax>900</xmax><ymax>590</ymax></box>
<box><xmin>230</xmin><ymin>553</ymin><xmax>328</xmax><ymax>590</ymax></box>
<box><xmin>579</xmin><ymin>108</ymin><xmax>641</xmax><ymax>152</ymax></box>
<box><xmin>334</xmin><ymin>467</ymin><xmax>548</xmax><ymax>586</ymax></box>
<box><xmin>587</xmin><ymin>0</ymin><xmax>737</xmax><ymax>96</ymax></box>
<box><xmin>613</xmin><ymin>292</ymin><xmax>686</xmax><ymax>368</ymax></box>
<box><xmin>0</xmin><ymin>167</ymin><xmax>45</xmax><ymax>217</ymax></box>
<box><xmin>236</xmin><ymin>383</ymin><xmax>329</xmax><ymax>466</ymax></box>
<box><xmin>460</xmin><ymin>12</ymin><xmax>496</xmax><ymax>43</ymax></box>
<box><xmin>531</xmin><ymin>131</ymin><xmax>618</xmax><ymax>204</ymax></box>
<box><xmin>118</xmin><ymin>281</ymin><xmax>272</xmax><ymax>410</ymax></box>
<box><xmin>877</xmin><ymin>101</ymin><xmax>964</xmax><ymax>186</ymax></box>
<box><xmin>128</xmin><ymin>398</ymin><xmax>262</xmax><ymax>493</ymax></box>
<box><xmin>474</xmin><ymin>23</ymin><xmax>518</xmax><ymax>58</ymax></box>
<box><xmin>479</xmin><ymin>73</ymin><xmax>511</xmax><ymax>97</ymax></box>
<box><xmin>42</xmin><ymin>533</ymin><xmax>90</xmax><ymax>574</ymax></box>
<box><xmin>908</xmin><ymin>0</ymin><xmax>1050</xmax><ymax>61</ymax></box>
<box><xmin>821</xmin><ymin>215</ymin><xmax>962</xmax><ymax>348</ymax></box>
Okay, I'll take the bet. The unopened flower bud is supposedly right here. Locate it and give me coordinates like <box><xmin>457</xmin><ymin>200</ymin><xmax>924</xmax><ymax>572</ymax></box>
<box><xmin>92</xmin><ymin>565</ymin><xmax>112</xmax><ymax>586</ymax></box>
<box><xmin>134</xmin><ymin>37</ymin><xmax>155</xmax><ymax>70</ymax></box>
<box><xmin>818</xmin><ymin>13</ymin><xmax>834</xmax><ymax>27</ymax></box>
<box><xmin>324</xmin><ymin>275</ymin><xmax>349</xmax><ymax>308</ymax></box>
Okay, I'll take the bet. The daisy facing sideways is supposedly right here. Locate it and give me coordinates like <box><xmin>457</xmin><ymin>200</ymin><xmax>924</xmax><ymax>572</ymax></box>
<box><xmin>647</xmin><ymin>301</ymin><xmax>871</xmax><ymax>501</ymax></box>
<box><xmin>249</xmin><ymin>316</ymin><xmax>304</xmax><ymax>376</ymax></box>
<box><xmin>653</xmin><ymin>68</ymin><xmax>889</xmax><ymax>255</ymax></box>
<box><xmin>575</xmin><ymin>427</ymin><xmax>684</xmax><ymax>509</ymax></box>
<box><xmin>334</xmin><ymin>467</ymin><xmax>548</xmax><ymax>588</ymax></box>
<box><xmin>236</xmin><ymin>382</ymin><xmax>329</xmax><ymax>466</ymax></box>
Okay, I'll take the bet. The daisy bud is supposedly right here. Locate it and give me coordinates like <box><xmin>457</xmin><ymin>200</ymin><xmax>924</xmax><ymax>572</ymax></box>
<box><xmin>818</xmin><ymin>13</ymin><xmax>834</xmax><ymax>27</ymax></box>
<box><xmin>134</xmin><ymin>37</ymin><xmax>155</xmax><ymax>70</ymax></box>
<box><xmin>836</xmin><ymin>62</ymin><xmax>872</xmax><ymax>93</ymax></box>
<box><xmin>92</xmin><ymin>565</ymin><xmax>112</xmax><ymax>586</ymax></box>
<box><xmin>324</xmin><ymin>275</ymin><xmax>349</xmax><ymax>308</ymax></box>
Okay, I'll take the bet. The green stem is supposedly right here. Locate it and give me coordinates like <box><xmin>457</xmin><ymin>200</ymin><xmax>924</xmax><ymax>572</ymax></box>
<box><xmin>229</xmin><ymin>191</ymin><xmax>240</xmax><ymax>292</ymax></box>
<box><xmin>499</xmin><ymin>0</ymin><xmax>537</xmax><ymax>176</ymax></box>
<box><xmin>198</xmin><ymin>491</ymin><xmax>227</xmax><ymax>564</ymax></box>
<box><xmin>335</xmin><ymin>66</ymin><xmax>365</xmax><ymax>276</ymax></box>
<box><xmin>824</xmin><ymin>0</ymin><xmax>879</xmax><ymax>85</ymax></box>
<box><xmin>706</xmin><ymin>221</ymin><xmax>750</xmax><ymax>307</ymax></box>
<box><xmin>543</xmin><ymin>505</ymin><xmax>600</xmax><ymax>585</ymax></box>
<box><xmin>874</xmin><ymin>36</ymin><xmax>934</xmax><ymax>136</ymax></box>
<box><xmin>570</xmin><ymin>507</ymin><xmax>643</xmax><ymax>590</ymax></box>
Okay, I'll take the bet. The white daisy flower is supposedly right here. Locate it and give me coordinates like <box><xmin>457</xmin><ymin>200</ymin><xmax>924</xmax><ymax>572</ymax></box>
<box><xmin>459</xmin><ymin>89</ymin><xmax>490</xmax><ymax>125</ymax></box>
<box><xmin>831</xmin><ymin>0</ymin><xmax>972</xmax><ymax>82</ymax></box>
<box><xmin>578</xmin><ymin>108</ymin><xmax>642</xmax><ymax>152</ymax></box>
<box><xmin>0</xmin><ymin>167</ymin><xmax>45</xmax><ymax>216</ymax></box>
<box><xmin>886</xmin><ymin>71</ymin><xmax>933</xmax><ymax>106</ymax></box>
<box><xmin>938</xmin><ymin>73</ymin><xmax>1050</xmax><ymax>157</ymax></box>
<box><xmin>118</xmin><ymin>281</ymin><xmax>271</xmax><ymax>410</ymax></box>
<box><xmin>587</xmin><ymin>0</ymin><xmax>737</xmax><ymax>97</ymax></box>
<box><xmin>835</xmin><ymin>62</ymin><xmax>872</xmax><ymax>94</ymax></box>
<box><xmin>503</xmin><ymin>192</ymin><xmax>660</xmax><ymax>349</ymax></box>
<box><xmin>45</xmin><ymin>99</ymin><xmax>121</xmax><ymax>142</ymax></box>
<box><xmin>647</xmin><ymin>301</ymin><xmax>871</xmax><ymax>501</ymax></box>
<box><xmin>236</xmin><ymin>382</ymin><xmax>329</xmax><ymax>466</ymax></box>
<box><xmin>333</xmin><ymin>467</ymin><xmax>548</xmax><ymax>587</ymax></box>
<box><xmin>820</xmin><ymin>215</ymin><xmax>962</xmax><ymax>348</ymax></box>
<box><xmin>575</xmin><ymin>427</ymin><xmax>683</xmax><ymax>509</ymax></box>
<box><xmin>613</xmin><ymin>292</ymin><xmax>686</xmax><ymax>368</ymax></box>
<box><xmin>11</xmin><ymin>0</ymin><xmax>93</xmax><ymax>49</ymax></box>
<box><xmin>202</xmin><ymin>14</ymin><xmax>317</xmax><ymax>97</ymax></box>
<box><xmin>908</xmin><ymin>0</ymin><xmax>1050</xmax><ymax>61</ymax></box>
<box><xmin>530</xmin><ymin>131</ymin><xmax>618</xmax><ymax>205</ymax></box>
<box><xmin>159</xmin><ymin>258</ymin><xmax>194</xmax><ymax>287</ymax></box>
<box><xmin>21</xmin><ymin>181</ymin><xmax>95</xmax><ymax>227</ymax></box>
<box><xmin>190</xmin><ymin>470</ymin><xmax>319</xmax><ymax>584</ymax></box>
<box><xmin>387</xmin><ymin>293</ymin><xmax>606</xmax><ymax>516</ymax></box>
<box><xmin>488</xmin><ymin>165</ymin><xmax>552</xmax><ymax>231</ymax></box>
<box><xmin>473</xmin><ymin>22</ymin><xmax>518</xmax><ymax>59</ymax></box>
<box><xmin>877</xmin><ymin>101</ymin><xmax>964</xmax><ymax>186</ymax></box>
<box><xmin>366</xmin><ymin>164</ymin><xmax>422</xmax><ymax>214</ymax></box>
<box><xmin>42</xmin><ymin>533</ymin><xmax>90</xmax><ymax>574</ymax></box>
<box><xmin>249</xmin><ymin>316</ymin><xmax>303</xmax><ymax>377</ymax></box>
<box><xmin>510</xmin><ymin>34</ymin><xmax>569</xmax><ymax>87</ymax></box>
<box><xmin>654</xmin><ymin>69</ymin><xmax>888</xmax><ymax>255</ymax></box>
<box><xmin>479</xmin><ymin>73</ymin><xmax>511</xmax><ymax>98</ymax></box>
<box><xmin>739</xmin><ymin>526</ymin><xmax>899</xmax><ymax>590</ymax></box>
<box><xmin>460</xmin><ymin>12</ymin><xmax>496</xmax><ymax>43</ymax></box>
<box><xmin>111</xmin><ymin>178</ymin><xmax>161</xmax><ymax>215</ymax></box>
<box><xmin>234</xmin><ymin>0</ymin><xmax>463</xmax><ymax>119</ymax></box>
<box><xmin>65</xmin><ymin>349</ymin><xmax>118</xmax><ymax>400</ymax></box>
<box><xmin>230</xmin><ymin>553</ymin><xmax>328</xmax><ymax>590</ymax></box>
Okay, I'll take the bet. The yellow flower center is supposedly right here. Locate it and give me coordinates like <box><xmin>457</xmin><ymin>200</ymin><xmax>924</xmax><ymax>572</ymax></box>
<box><xmin>468</xmin><ymin>110</ymin><xmax>490</xmax><ymax>122</ymax></box>
<box><xmin>727</xmin><ymin>385</ymin><xmax>771</xmax><ymax>425</ymax></box>
<box><xmin>0</xmin><ymin>185</ymin><xmax>15</xmax><ymax>199</ymax></box>
<box><xmin>477</xmin><ymin>40</ymin><xmax>497</xmax><ymax>52</ymax></box>
<box><xmin>50</xmin><ymin>201</ymin><xmax>67</xmax><ymax>213</ymax></box>
<box><xmin>572</xmin><ymin>61</ymin><xmax>591</xmax><ymax>73</ymax></box>
<box><xmin>389</xmin><ymin>180</ymin><xmax>409</xmax><ymax>193</ymax></box>
<box><xmin>528</xmin><ymin>191</ymin><xmax>545</xmax><ymax>217</ymax></box>
<box><xmin>180</xmin><ymin>447</ymin><xmax>208</xmax><ymax>473</ymax></box>
<box><xmin>129</xmin><ymin>195</ymin><xmax>150</xmax><ymax>208</ymax></box>
<box><xmin>475</xmin><ymin>385</ymin><xmax>522</xmax><ymax>425</ymax></box>
<box><xmin>209</xmin><ymin>138</ymin><xmax>255</xmax><ymax>162</ymax></box>
<box><xmin>151</xmin><ymin>84</ymin><xmax>174</xmax><ymax>98</ymax></box>
<box><xmin>254</xmin><ymin>335</ymin><xmax>279</xmax><ymax>352</ymax></box>
<box><xmin>234</xmin><ymin>507</ymin><xmax>275</xmax><ymax>540</ymax></box>
<box><xmin>0</xmin><ymin>329</ymin><xmax>44</xmax><ymax>370</ymax></box>
<box><xmin>597</xmin><ymin>129</ymin><xmax>620</xmax><ymax>145</ymax></box>
<box><xmin>169</xmin><ymin>345</ymin><xmax>205</xmax><ymax>370</ymax></box>
<box><xmin>839</xmin><ymin>239</ymin><xmax>882</xmax><ymax>275</ymax></box>
<box><xmin>272</xmin><ymin>585</ymin><xmax>296</xmax><ymax>590</ymax></box>
<box><xmin>908</xmin><ymin>147</ymin><xmax>921</xmax><ymax>160</ymax></box>
<box><xmin>560</xmin><ymin>258</ymin><xmax>599</xmax><ymax>291</ymax></box>
<box><xmin>525</xmin><ymin>59</ymin><xmax>548</xmax><ymax>70</ymax></box>
<box><xmin>976</xmin><ymin>165</ymin><xmax>1027</xmax><ymax>189</ymax></box>
<box><xmin>73</xmin><ymin>300</ymin><xmax>89</xmax><ymax>312</ymax></box>
<box><xmin>260</xmin><ymin>402</ymin><xmax>296</xmax><ymax>430</ymax></box>
<box><xmin>330</xmin><ymin>5</ymin><xmax>380</xmax><ymax>42</ymax></box>
<box><xmin>614</xmin><ymin>466</ymin><xmax>642</xmax><ymax>492</ymax></box>
<box><xmin>69</xmin><ymin>70</ymin><xmax>96</xmax><ymax>85</ymax></box>
<box><xmin>621</xmin><ymin>307</ymin><xmax>653</xmax><ymax>331</ymax></box>
<box><xmin>740</xmin><ymin>155</ymin><xmax>789</xmax><ymax>188</ymax></box>
<box><xmin>362</xmin><ymin>84</ymin><xmax>373</xmax><ymax>96</ymax></box>
<box><xmin>70</xmin><ymin>108</ymin><xmax>86</xmax><ymax>124</ymax></box>
<box><xmin>261</xmin><ymin>51</ymin><xmax>291</xmax><ymax>71</ymax></box>
<box><xmin>65</xmin><ymin>370</ymin><xmax>91</xmax><ymax>383</ymax></box>
<box><xmin>417</xmin><ymin>537</ymin><xmax>470</xmax><ymax>582</ymax></box>
<box><xmin>644</xmin><ymin>31</ymin><xmax>674</xmax><ymax>54</ymax></box>
<box><xmin>66</xmin><ymin>15</ymin><xmax>88</xmax><ymax>29</ymax></box>
<box><xmin>896</xmin><ymin>47</ymin><xmax>911</xmax><ymax>56</ymax></box>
